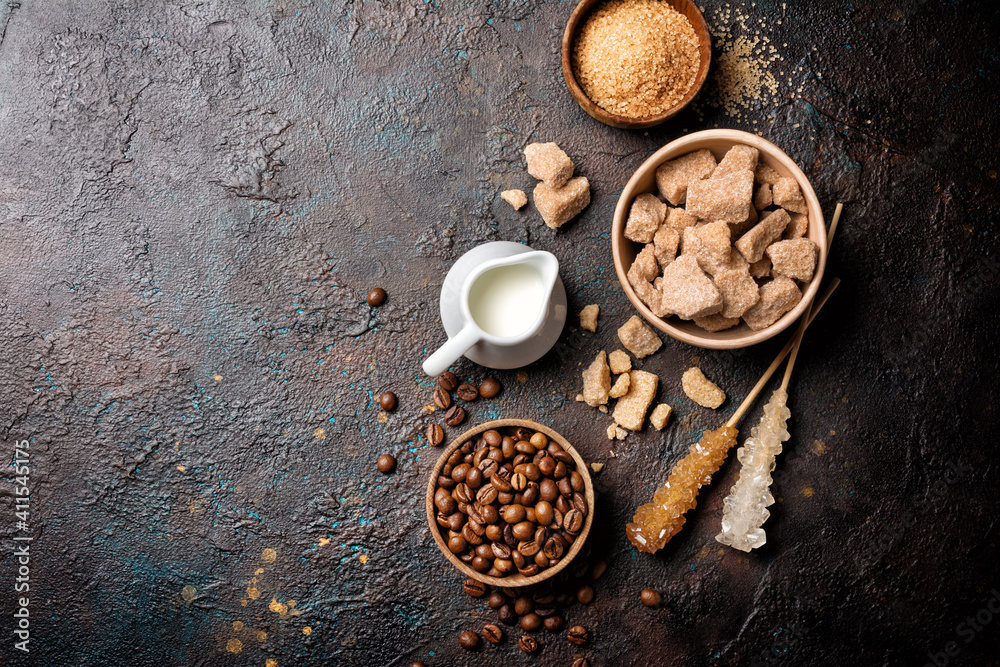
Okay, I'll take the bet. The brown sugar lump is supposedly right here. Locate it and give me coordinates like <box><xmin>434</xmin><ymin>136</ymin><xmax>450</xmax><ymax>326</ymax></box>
<box><xmin>655</xmin><ymin>149</ymin><xmax>717</xmax><ymax>205</ymax></box>
<box><xmin>582</xmin><ymin>351</ymin><xmax>612</xmax><ymax>407</ymax></box>
<box><xmin>649</xmin><ymin>403</ymin><xmax>672</xmax><ymax>430</ymax></box>
<box><xmin>784</xmin><ymin>212</ymin><xmax>809</xmax><ymax>239</ymax></box>
<box><xmin>618</xmin><ymin>315</ymin><xmax>663</xmax><ymax>358</ymax></box>
<box><xmin>627</xmin><ymin>244</ymin><xmax>660</xmax><ymax>286</ymax></box>
<box><xmin>693</xmin><ymin>312</ymin><xmax>740</xmax><ymax>332</ymax></box>
<box><xmin>735</xmin><ymin>209</ymin><xmax>790</xmax><ymax>263</ymax></box>
<box><xmin>613</xmin><ymin>370</ymin><xmax>659</xmax><ymax>430</ymax></box>
<box><xmin>608</xmin><ymin>349</ymin><xmax>631</xmax><ymax>374</ymax></box>
<box><xmin>501</xmin><ymin>189</ymin><xmax>528</xmax><ymax>210</ymax></box>
<box><xmin>633</xmin><ymin>280</ymin><xmax>669</xmax><ymax>317</ymax></box>
<box><xmin>771</xmin><ymin>177</ymin><xmax>808</xmax><ymax>214</ymax></box>
<box><xmin>533</xmin><ymin>177</ymin><xmax>591</xmax><ymax>229</ymax></box>
<box><xmin>579</xmin><ymin>304</ymin><xmax>600</xmax><ymax>332</ymax></box>
<box><xmin>766</xmin><ymin>238</ymin><xmax>819</xmax><ymax>282</ymax></box>
<box><xmin>653</xmin><ymin>225</ymin><xmax>680</xmax><ymax>267</ymax></box>
<box><xmin>730</xmin><ymin>204</ymin><xmax>758</xmax><ymax>239</ymax></box>
<box><xmin>754</xmin><ymin>183</ymin><xmax>772</xmax><ymax>211</ymax></box>
<box><xmin>685</xmin><ymin>170</ymin><xmax>754</xmax><ymax>224</ymax></box>
<box><xmin>660</xmin><ymin>254</ymin><xmax>724</xmax><ymax>319</ymax></box>
<box><xmin>663</xmin><ymin>206</ymin><xmax>699</xmax><ymax>230</ymax></box>
<box><xmin>742</xmin><ymin>275</ymin><xmax>802</xmax><ymax>331</ymax></box>
<box><xmin>754</xmin><ymin>162</ymin><xmax>781</xmax><ymax>186</ymax></box>
<box><xmin>625</xmin><ymin>193</ymin><xmax>668</xmax><ymax>243</ymax></box>
<box><xmin>690</xmin><ymin>221</ymin><xmax>732</xmax><ymax>273</ymax></box>
<box><xmin>713</xmin><ymin>265</ymin><xmax>760</xmax><ymax>318</ymax></box>
<box><xmin>749</xmin><ymin>257</ymin><xmax>771</xmax><ymax>278</ymax></box>
<box><xmin>524</xmin><ymin>142</ymin><xmax>574</xmax><ymax>188</ymax></box>
<box><xmin>712</xmin><ymin>145</ymin><xmax>759</xmax><ymax>178</ymax></box>
<box><xmin>609</xmin><ymin>371</ymin><xmax>631</xmax><ymax>399</ymax></box>
<box><xmin>681</xmin><ymin>367</ymin><xmax>726</xmax><ymax>409</ymax></box>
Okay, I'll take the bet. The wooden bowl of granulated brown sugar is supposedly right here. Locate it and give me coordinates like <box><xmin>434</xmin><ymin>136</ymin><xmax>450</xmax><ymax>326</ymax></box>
<box><xmin>562</xmin><ymin>0</ymin><xmax>711</xmax><ymax>129</ymax></box>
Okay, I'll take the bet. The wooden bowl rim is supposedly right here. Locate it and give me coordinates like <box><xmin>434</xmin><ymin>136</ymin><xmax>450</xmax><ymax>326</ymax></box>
<box><xmin>611</xmin><ymin>129</ymin><xmax>828</xmax><ymax>349</ymax></box>
<box><xmin>425</xmin><ymin>418</ymin><xmax>595</xmax><ymax>588</ymax></box>
<box><xmin>561</xmin><ymin>0</ymin><xmax>712</xmax><ymax>129</ymax></box>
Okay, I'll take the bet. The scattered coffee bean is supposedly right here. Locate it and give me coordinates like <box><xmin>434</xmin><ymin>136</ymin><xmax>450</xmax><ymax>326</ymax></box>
<box><xmin>410</xmin><ymin>662</ymin><xmax>426</xmax><ymax>667</ymax></box>
<box><xmin>518</xmin><ymin>635</ymin><xmax>539</xmax><ymax>654</ymax></box>
<box><xmin>444</xmin><ymin>405</ymin><xmax>466</xmax><ymax>426</ymax></box>
<box><xmin>483</xmin><ymin>623</ymin><xmax>503</xmax><ymax>643</ymax></box>
<box><xmin>589</xmin><ymin>557</ymin><xmax>607</xmax><ymax>580</ymax></box>
<box><xmin>488</xmin><ymin>591</ymin><xmax>507</xmax><ymax>609</ymax></box>
<box><xmin>456</xmin><ymin>383</ymin><xmax>479</xmax><ymax>401</ymax></box>
<box><xmin>437</xmin><ymin>371</ymin><xmax>458</xmax><ymax>391</ymax></box>
<box><xmin>640</xmin><ymin>588</ymin><xmax>661</xmax><ymax>607</ymax></box>
<box><xmin>571</xmin><ymin>658</ymin><xmax>591</xmax><ymax>667</ymax></box>
<box><xmin>463</xmin><ymin>578</ymin><xmax>487</xmax><ymax>597</ymax></box>
<box><xmin>520</xmin><ymin>612</ymin><xmax>542</xmax><ymax>632</ymax></box>
<box><xmin>427</xmin><ymin>423</ymin><xmax>445</xmax><ymax>447</ymax></box>
<box><xmin>576</xmin><ymin>585</ymin><xmax>594</xmax><ymax>605</ymax></box>
<box><xmin>366</xmin><ymin>287</ymin><xmax>387</xmax><ymax>306</ymax></box>
<box><xmin>433</xmin><ymin>388</ymin><xmax>451</xmax><ymax>410</ymax></box>
<box><xmin>479</xmin><ymin>377</ymin><xmax>502</xmax><ymax>398</ymax></box>
<box><xmin>514</xmin><ymin>596</ymin><xmax>534</xmax><ymax>616</ymax></box>
<box><xmin>543</xmin><ymin>615</ymin><xmax>565</xmax><ymax>632</ymax></box>
<box><xmin>497</xmin><ymin>603</ymin><xmax>516</xmax><ymax>625</ymax></box>
<box><xmin>378</xmin><ymin>391</ymin><xmax>397</xmax><ymax>411</ymax></box>
<box><xmin>377</xmin><ymin>454</ymin><xmax>396</xmax><ymax>474</ymax></box>
<box><xmin>567</xmin><ymin>625</ymin><xmax>589</xmax><ymax>645</ymax></box>
<box><xmin>459</xmin><ymin>630</ymin><xmax>480</xmax><ymax>649</ymax></box>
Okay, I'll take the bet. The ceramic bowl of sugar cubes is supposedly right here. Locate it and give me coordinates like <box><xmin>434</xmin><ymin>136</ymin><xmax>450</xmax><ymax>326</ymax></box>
<box><xmin>612</xmin><ymin>129</ymin><xmax>827</xmax><ymax>349</ymax></box>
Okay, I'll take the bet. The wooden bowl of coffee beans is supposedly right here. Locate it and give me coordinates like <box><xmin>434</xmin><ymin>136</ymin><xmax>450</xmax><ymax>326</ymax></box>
<box><xmin>426</xmin><ymin>419</ymin><xmax>595</xmax><ymax>588</ymax></box>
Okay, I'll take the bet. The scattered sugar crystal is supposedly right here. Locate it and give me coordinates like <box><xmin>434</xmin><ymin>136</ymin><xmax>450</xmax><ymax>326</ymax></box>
<box><xmin>713</xmin><ymin>265</ymin><xmax>760</xmax><ymax>318</ymax></box>
<box><xmin>634</xmin><ymin>280</ymin><xmax>670</xmax><ymax>317</ymax></box>
<box><xmin>590</xmin><ymin>462</ymin><xmax>604</xmax><ymax>473</ymax></box>
<box><xmin>608</xmin><ymin>349</ymin><xmax>632</xmax><ymax>374</ymax></box>
<box><xmin>501</xmin><ymin>189</ymin><xmax>528</xmax><ymax>210</ymax></box>
<box><xmin>664</xmin><ymin>206</ymin><xmax>699</xmax><ymax>230</ymax></box>
<box><xmin>712</xmin><ymin>145</ymin><xmax>759</xmax><ymax>178</ymax></box>
<box><xmin>579</xmin><ymin>304</ymin><xmax>600</xmax><ymax>332</ymax></box>
<box><xmin>767</xmin><ymin>238</ymin><xmax>818</xmax><ymax>282</ymax></box>
<box><xmin>615</xmin><ymin>426</ymin><xmax>629</xmax><ymax>440</ymax></box>
<box><xmin>653</xmin><ymin>225</ymin><xmax>680</xmax><ymax>266</ymax></box>
<box><xmin>618</xmin><ymin>315</ymin><xmax>663</xmax><ymax>358</ymax></box>
<box><xmin>606</xmin><ymin>423</ymin><xmax>618</xmax><ymax>440</ymax></box>
<box><xmin>771</xmin><ymin>176</ymin><xmax>808</xmax><ymax>214</ymax></box>
<box><xmin>609</xmin><ymin>372</ymin><xmax>631</xmax><ymax>399</ymax></box>
<box><xmin>685</xmin><ymin>170</ymin><xmax>754</xmax><ymax>224</ymax></box>
<box><xmin>582</xmin><ymin>350</ymin><xmax>611</xmax><ymax>406</ymax></box>
<box><xmin>784</xmin><ymin>212</ymin><xmax>808</xmax><ymax>239</ymax></box>
<box><xmin>625</xmin><ymin>193</ymin><xmax>667</xmax><ymax>243</ymax></box>
<box><xmin>660</xmin><ymin>254</ymin><xmax>723</xmax><ymax>319</ymax></box>
<box><xmin>742</xmin><ymin>275</ymin><xmax>801</xmax><ymax>330</ymax></box>
<box><xmin>524</xmin><ymin>142</ymin><xmax>574</xmax><ymax>188</ymax></box>
<box><xmin>533</xmin><ymin>177</ymin><xmax>591</xmax><ymax>229</ymax></box>
<box><xmin>735</xmin><ymin>209</ymin><xmax>790</xmax><ymax>263</ymax></box>
<box><xmin>599</xmin><ymin>405</ymin><xmax>608</xmax><ymax>413</ymax></box>
<box><xmin>576</xmin><ymin>393</ymin><xmax>585</xmax><ymax>402</ymax></box>
<box><xmin>612</xmin><ymin>369</ymin><xmax>659</xmax><ymax>430</ymax></box>
<box><xmin>627</xmin><ymin>244</ymin><xmax>659</xmax><ymax>286</ymax></box>
<box><xmin>694</xmin><ymin>312</ymin><xmax>741</xmax><ymax>331</ymax></box>
<box><xmin>754</xmin><ymin>183</ymin><xmax>772</xmax><ymax>210</ymax></box>
<box><xmin>655</xmin><ymin>149</ymin><xmax>717</xmax><ymax>205</ymax></box>
<box><xmin>682</xmin><ymin>367</ymin><xmax>726</xmax><ymax>409</ymax></box>
<box><xmin>650</xmin><ymin>403</ymin><xmax>673</xmax><ymax>430</ymax></box>
<box><xmin>749</xmin><ymin>257</ymin><xmax>771</xmax><ymax>278</ymax></box>
<box><xmin>754</xmin><ymin>162</ymin><xmax>781</xmax><ymax>186</ymax></box>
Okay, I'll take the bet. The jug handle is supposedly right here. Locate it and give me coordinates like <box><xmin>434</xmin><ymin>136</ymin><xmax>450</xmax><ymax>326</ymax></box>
<box><xmin>422</xmin><ymin>325</ymin><xmax>481</xmax><ymax>377</ymax></box>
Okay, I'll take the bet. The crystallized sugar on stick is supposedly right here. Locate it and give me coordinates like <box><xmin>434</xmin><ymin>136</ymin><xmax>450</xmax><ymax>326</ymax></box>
<box><xmin>626</xmin><ymin>193</ymin><xmax>668</xmax><ymax>243</ymax></box>
<box><xmin>655</xmin><ymin>149</ymin><xmax>717</xmax><ymax>205</ymax></box>
<box><xmin>501</xmin><ymin>189</ymin><xmax>528</xmax><ymax>210</ymax></box>
<box><xmin>716</xmin><ymin>388</ymin><xmax>790</xmax><ymax>552</ymax></box>
<box><xmin>524</xmin><ymin>142</ymin><xmax>574</xmax><ymax>188</ymax></box>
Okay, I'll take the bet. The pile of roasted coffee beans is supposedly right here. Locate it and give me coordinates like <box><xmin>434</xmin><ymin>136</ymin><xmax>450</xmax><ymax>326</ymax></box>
<box><xmin>432</xmin><ymin>425</ymin><xmax>588</xmax><ymax>579</ymax></box>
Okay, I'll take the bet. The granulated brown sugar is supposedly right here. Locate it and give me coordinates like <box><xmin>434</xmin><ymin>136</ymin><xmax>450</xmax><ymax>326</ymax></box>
<box><xmin>572</xmin><ymin>0</ymin><xmax>701</xmax><ymax>119</ymax></box>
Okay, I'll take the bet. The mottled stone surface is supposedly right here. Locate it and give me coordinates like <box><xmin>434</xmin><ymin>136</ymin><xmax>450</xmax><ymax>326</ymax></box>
<box><xmin>0</xmin><ymin>1</ymin><xmax>998</xmax><ymax>666</ymax></box>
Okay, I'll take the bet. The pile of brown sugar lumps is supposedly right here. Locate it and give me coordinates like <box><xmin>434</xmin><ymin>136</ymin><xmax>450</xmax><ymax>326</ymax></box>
<box><xmin>572</xmin><ymin>0</ymin><xmax>700</xmax><ymax>118</ymax></box>
<box><xmin>624</xmin><ymin>144</ymin><xmax>819</xmax><ymax>332</ymax></box>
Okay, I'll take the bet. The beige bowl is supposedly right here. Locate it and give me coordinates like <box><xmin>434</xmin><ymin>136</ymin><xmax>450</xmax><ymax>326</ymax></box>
<box><xmin>612</xmin><ymin>129</ymin><xmax>827</xmax><ymax>349</ymax></box>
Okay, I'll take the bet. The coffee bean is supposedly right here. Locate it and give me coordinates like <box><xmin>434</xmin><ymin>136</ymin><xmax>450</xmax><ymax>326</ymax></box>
<box><xmin>533</xmin><ymin>590</ymin><xmax>555</xmax><ymax>605</ymax></box>
<box><xmin>539</xmin><ymin>478</ymin><xmax>559</xmax><ymax>502</ymax></box>
<box><xmin>437</xmin><ymin>475</ymin><xmax>456</xmax><ymax>490</ymax></box>
<box><xmin>491</xmin><ymin>472</ymin><xmax>512</xmax><ymax>493</ymax></box>
<box><xmin>478</xmin><ymin>459</ymin><xmax>499</xmax><ymax>479</ymax></box>
<box><xmin>510</xmin><ymin>472</ymin><xmax>528</xmax><ymax>491</ymax></box>
<box><xmin>377</xmin><ymin>454</ymin><xmax>396</xmax><ymax>473</ymax></box>
<box><xmin>570</xmin><ymin>470</ymin><xmax>585</xmax><ymax>491</ymax></box>
<box><xmin>488</xmin><ymin>591</ymin><xmax>507</xmax><ymax>609</ymax></box>
<box><xmin>576</xmin><ymin>585</ymin><xmax>594</xmax><ymax>605</ymax></box>
<box><xmin>572</xmin><ymin>492</ymin><xmax>588</xmax><ymax>516</ymax></box>
<box><xmin>465</xmin><ymin>467</ymin><xmax>483</xmax><ymax>490</ymax></box>
<box><xmin>483</xmin><ymin>623</ymin><xmax>503</xmax><ymax>644</ymax></box>
<box><xmin>501</xmin><ymin>437</ymin><xmax>516</xmax><ymax>459</ymax></box>
<box><xmin>567</xmin><ymin>625</ymin><xmax>589</xmax><ymax>645</ymax></box>
<box><xmin>472</xmin><ymin>556</ymin><xmax>490</xmax><ymax>572</ymax></box>
<box><xmin>463</xmin><ymin>578</ymin><xmax>487</xmax><ymax>597</ymax></box>
<box><xmin>447</xmin><ymin>513</ymin><xmax>465</xmax><ymax>532</ymax></box>
<box><xmin>475</xmin><ymin>543</ymin><xmax>492</xmax><ymax>559</ymax></box>
<box><xmin>479</xmin><ymin>504</ymin><xmax>499</xmax><ymax>524</ymax></box>
<box><xmin>485</xmin><ymin>524</ymin><xmax>503</xmax><ymax>542</ymax></box>
<box><xmin>555</xmin><ymin>495</ymin><xmax>571</xmax><ymax>514</ymax></box>
<box><xmin>462</xmin><ymin>525</ymin><xmax>483</xmax><ymax>545</ymax></box>
<box><xmin>497</xmin><ymin>603</ymin><xmax>516</xmax><ymax>625</ymax></box>
<box><xmin>452</xmin><ymin>464</ymin><xmax>472</xmax><ymax>484</ymax></box>
<box><xmin>522</xmin><ymin>484</ymin><xmax>540</xmax><ymax>506</ymax></box>
<box><xmin>518</xmin><ymin>635</ymin><xmax>539</xmax><ymax>653</ymax></box>
<box><xmin>542</xmin><ymin>536</ymin><xmax>564</xmax><ymax>560</ymax></box>
<box><xmin>410</xmin><ymin>662</ymin><xmax>426</xmax><ymax>667</ymax></box>
<box><xmin>543</xmin><ymin>615</ymin><xmax>564</xmax><ymax>632</ymax></box>
<box><xmin>571</xmin><ymin>658</ymin><xmax>591</xmax><ymax>667</ymax></box>
<box><xmin>494</xmin><ymin>558</ymin><xmax>514</xmax><ymax>573</ymax></box>
<box><xmin>552</xmin><ymin>449</ymin><xmax>574</xmax><ymax>465</ymax></box>
<box><xmin>529</xmin><ymin>432</ymin><xmax>548</xmax><ymax>449</ymax></box>
<box><xmin>557</xmin><ymin>476</ymin><xmax>573</xmax><ymax>496</ymax></box>
<box><xmin>453</xmin><ymin>482</ymin><xmax>473</xmax><ymax>503</ymax></box>
<box><xmin>538</xmin><ymin>456</ymin><xmax>556</xmax><ymax>477</ymax></box>
<box><xmin>534</xmin><ymin>551</ymin><xmax>549</xmax><ymax>568</ymax></box>
<box><xmin>512</xmin><ymin>521</ymin><xmax>535</xmax><ymax>542</ymax></box>
<box><xmin>563</xmin><ymin>508</ymin><xmax>584</xmax><ymax>534</ymax></box>
<box><xmin>520</xmin><ymin>613</ymin><xmax>542</xmax><ymax>632</ymax></box>
<box><xmin>444</xmin><ymin>405</ymin><xmax>466</xmax><ymax>426</ymax></box>
<box><xmin>589</xmin><ymin>557</ymin><xmax>607</xmax><ymax>580</ymax></box>
<box><xmin>479</xmin><ymin>377</ymin><xmax>502</xmax><ymax>398</ymax></box>
<box><xmin>491</xmin><ymin>542</ymin><xmax>512</xmax><ymax>560</ymax></box>
<box><xmin>459</xmin><ymin>629</ymin><xmax>480</xmax><ymax>649</ymax></box>
<box><xmin>433</xmin><ymin>387</ymin><xmax>451</xmax><ymax>410</ymax></box>
<box><xmin>640</xmin><ymin>588</ymin><xmax>661</xmax><ymax>607</ymax></box>
<box><xmin>366</xmin><ymin>287</ymin><xmax>387</xmax><ymax>306</ymax></box>
<box><xmin>500</xmin><ymin>504</ymin><xmax>525</xmax><ymax>524</ymax></box>
<box><xmin>535</xmin><ymin>501</ymin><xmax>554</xmax><ymax>526</ymax></box>
<box><xmin>518</xmin><ymin>540</ymin><xmax>540</xmax><ymax>557</ymax></box>
<box><xmin>456</xmin><ymin>383</ymin><xmax>479</xmax><ymax>401</ymax></box>
<box><xmin>427</xmin><ymin>423</ymin><xmax>445</xmax><ymax>446</ymax></box>
<box><xmin>518</xmin><ymin>564</ymin><xmax>539</xmax><ymax>577</ymax></box>
<box><xmin>437</xmin><ymin>371</ymin><xmax>458</xmax><ymax>391</ymax></box>
<box><xmin>467</xmin><ymin>504</ymin><xmax>485</xmax><ymax>526</ymax></box>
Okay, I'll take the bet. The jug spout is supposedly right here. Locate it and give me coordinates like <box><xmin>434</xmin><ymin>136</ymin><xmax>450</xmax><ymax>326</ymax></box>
<box><xmin>495</xmin><ymin>250</ymin><xmax>559</xmax><ymax>294</ymax></box>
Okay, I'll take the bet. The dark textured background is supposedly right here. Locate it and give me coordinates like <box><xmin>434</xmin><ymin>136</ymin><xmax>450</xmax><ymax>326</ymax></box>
<box><xmin>1</xmin><ymin>0</ymin><xmax>998</xmax><ymax>665</ymax></box>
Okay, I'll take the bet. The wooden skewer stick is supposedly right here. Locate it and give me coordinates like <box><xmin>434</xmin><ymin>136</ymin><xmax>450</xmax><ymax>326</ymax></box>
<box><xmin>725</xmin><ymin>277</ymin><xmax>840</xmax><ymax>428</ymax></box>
<box><xmin>781</xmin><ymin>202</ymin><xmax>844</xmax><ymax>392</ymax></box>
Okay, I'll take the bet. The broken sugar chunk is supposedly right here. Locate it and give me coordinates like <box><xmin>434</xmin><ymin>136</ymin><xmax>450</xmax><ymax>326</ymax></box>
<box><xmin>524</xmin><ymin>142</ymin><xmax>574</xmax><ymax>188</ymax></box>
<box><xmin>754</xmin><ymin>183</ymin><xmax>772</xmax><ymax>210</ymax></box>
<box><xmin>682</xmin><ymin>367</ymin><xmax>726</xmax><ymax>409</ymax></box>
<box><xmin>533</xmin><ymin>177</ymin><xmax>590</xmax><ymax>229</ymax></box>
<box><xmin>659</xmin><ymin>254</ymin><xmax>724</xmax><ymax>320</ymax></box>
<box><xmin>742</xmin><ymin>275</ymin><xmax>802</xmax><ymax>330</ymax></box>
<box><xmin>501</xmin><ymin>189</ymin><xmax>528</xmax><ymax>210</ymax></box>
<box><xmin>627</xmin><ymin>244</ymin><xmax>659</xmax><ymax>286</ymax></box>
<box><xmin>690</xmin><ymin>221</ymin><xmax>732</xmax><ymax>274</ymax></box>
<box><xmin>582</xmin><ymin>350</ymin><xmax>611</xmax><ymax>407</ymax></box>
<box><xmin>771</xmin><ymin>177</ymin><xmax>808</xmax><ymax>214</ymax></box>
<box><xmin>612</xmin><ymin>369</ymin><xmax>659</xmax><ymax>430</ymax></box>
<box><xmin>713</xmin><ymin>265</ymin><xmax>761</xmax><ymax>318</ymax></box>
<box><xmin>599</xmin><ymin>405</ymin><xmax>608</xmax><ymax>414</ymax></box>
<box><xmin>590</xmin><ymin>462</ymin><xmax>604</xmax><ymax>473</ymax></box>
<box><xmin>655</xmin><ymin>149</ymin><xmax>717</xmax><ymax>205</ymax></box>
<box><xmin>653</xmin><ymin>225</ymin><xmax>680</xmax><ymax>267</ymax></box>
<box><xmin>615</xmin><ymin>426</ymin><xmax>628</xmax><ymax>440</ymax></box>
<box><xmin>579</xmin><ymin>304</ymin><xmax>600</xmax><ymax>332</ymax></box>
<box><xmin>617</xmin><ymin>315</ymin><xmax>663</xmax><ymax>358</ymax></box>
<box><xmin>784</xmin><ymin>212</ymin><xmax>809</xmax><ymax>239</ymax></box>
<box><xmin>749</xmin><ymin>257</ymin><xmax>771</xmax><ymax>278</ymax></box>
<box><xmin>729</xmin><ymin>204</ymin><xmax>758</xmax><ymax>239</ymax></box>
<box><xmin>606</xmin><ymin>423</ymin><xmax>618</xmax><ymax>440</ymax></box>
<box><xmin>767</xmin><ymin>238</ymin><xmax>819</xmax><ymax>282</ymax></box>
<box><xmin>625</xmin><ymin>193</ymin><xmax>667</xmax><ymax>243</ymax></box>
<box><xmin>712</xmin><ymin>145</ymin><xmax>759</xmax><ymax>178</ymax></box>
<box><xmin>663</xmin><ymin>207</ymin><xmax>699</xmax><ymax>230</ymax></box>
<box><xmin>634</xmin><ymin>280</ymin><xmax>670</xmax><ymax>318</ymax></box>
<box><xmin>609</xmin><ymin>372</ymin><xmax>631</xmax><ymax>399</ymax></box>
<box><xmin>686</xmin><ymin>170</ymin><xmax>754</xmax><ymax>224</ymax></box>
<box><xmin>649</xmin><ymin>403</ymin><xmax>673</xmax><ymax>430</ymax></box>
<box><xmin>754</xmin><ymin>162</ymin><xmax>781</xmax><ymax>186</ymax></box>
<box><xmin>735</xmin><ymin>209</ymin><xmax>791</xmax><ymax>263</ymax></box>
<box><xmin>693</xmin><ymin>313</ymin><xmax>741</xmax><ymax>332</ymax></box>
<box><xmin>608</xmin><ymin>349</ymin><xmax>631</xmax><ymax>374</ymax></box>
